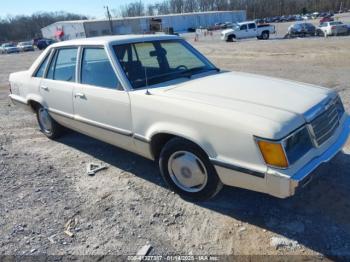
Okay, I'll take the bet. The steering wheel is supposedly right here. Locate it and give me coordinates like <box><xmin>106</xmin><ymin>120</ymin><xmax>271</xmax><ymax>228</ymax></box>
<box><xmin>175</xmin><ymin>65</ymin><xmax>188</xmax><ymax>71</ymax></box>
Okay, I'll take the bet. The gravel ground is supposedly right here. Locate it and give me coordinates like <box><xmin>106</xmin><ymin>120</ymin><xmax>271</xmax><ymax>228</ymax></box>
<box><xmin>1</xmin><ymin>14</ymin><xmax>350</xmax><ymax>258</ymax></box>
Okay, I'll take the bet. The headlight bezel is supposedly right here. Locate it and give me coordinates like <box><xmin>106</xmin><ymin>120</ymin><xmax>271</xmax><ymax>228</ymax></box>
<box><xmin>255</xmin><ymin>125</ymin><xmax>314</xmax><ymax>169</ymax></box>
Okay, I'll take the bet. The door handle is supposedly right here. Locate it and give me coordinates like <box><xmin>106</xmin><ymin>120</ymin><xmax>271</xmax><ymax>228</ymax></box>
<box><xmin>74</xmin><ymin>92</ymin><xmax>86</xmax><ymax>98</ymax></box>
<box><xmin>40</xmin><ymin>86</ymin><xmax>49</xmax><ymax>91</ymax></box>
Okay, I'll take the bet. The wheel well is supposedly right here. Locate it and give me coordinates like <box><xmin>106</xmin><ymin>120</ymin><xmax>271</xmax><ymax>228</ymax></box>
<box><xmin>28</xmin><ymin>100</ymin><xmax>41</xmax><ymax>113</ymax></box>
<box><xmin>150</xmin><ymin>133</ymin><xmax>212</xmax><ymax>161</ymax></box>
<box><xmin>262</xmin><ymin>30</ymin><xmax>269</xmax><ymax>35</ymax></box>
<box><xmin>150</xmin><ymin>133</ymin><xmax>176</xmax><ymax>160</ymax></box>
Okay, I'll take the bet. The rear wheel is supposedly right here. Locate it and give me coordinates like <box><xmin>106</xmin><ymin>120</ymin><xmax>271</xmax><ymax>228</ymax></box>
<box><xmin>159</xmin><ymin>138</ymin><xmax>223</xmax><ymax>201</ymax></box>
<box><xmin>262</xmin><ymin>31</ymin><xmax>270</xmax><ymax>40</ymax></box>
<box><xmin>36</xmin><ymin>106</ymin><xmax>63</xmax><ymax>139</ymax></box>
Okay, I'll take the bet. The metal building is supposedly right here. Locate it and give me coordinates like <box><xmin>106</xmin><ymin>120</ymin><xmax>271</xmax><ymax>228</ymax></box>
<box><xmin>41</xmin><ymin>11</ymin><xmax>246</xmax><ymax>41</ymax></box>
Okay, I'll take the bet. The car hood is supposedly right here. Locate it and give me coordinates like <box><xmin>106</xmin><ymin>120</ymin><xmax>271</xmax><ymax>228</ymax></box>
<box><xmin>151</xmin><ymin>71</ymin><xmax>333</xmax><ymax>137</ymax></box>
<box><xmin>221</xmin><ymin>28</ymin><xmax>236</xmax><ymax>34</ymax></box>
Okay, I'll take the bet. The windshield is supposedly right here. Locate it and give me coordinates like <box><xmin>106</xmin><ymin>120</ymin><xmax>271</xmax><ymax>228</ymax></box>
<box><xmin>113</xmin><ymin>39</ymin><xmax>217</xmax><ymax>89</ymax></box>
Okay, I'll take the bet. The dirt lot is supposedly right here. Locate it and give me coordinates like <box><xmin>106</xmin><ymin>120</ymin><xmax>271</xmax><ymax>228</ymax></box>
<box><xmin>1</xmin><ymin>15</ymin><xmax>350</xmax><ymax>258</ymax></box>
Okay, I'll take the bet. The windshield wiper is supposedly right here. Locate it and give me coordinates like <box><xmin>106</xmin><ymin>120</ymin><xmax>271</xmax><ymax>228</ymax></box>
<box><xmin>177</xmin><ymin>67</ymin><xmax>220</xmax><ymax>79</ymax></box>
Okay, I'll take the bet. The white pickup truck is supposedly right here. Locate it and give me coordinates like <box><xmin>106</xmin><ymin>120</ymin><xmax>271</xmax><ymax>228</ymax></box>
<box><xmin>221</xmin><ymin>21</ymin><xmax>276</xmax><ymax>41</ymax></box>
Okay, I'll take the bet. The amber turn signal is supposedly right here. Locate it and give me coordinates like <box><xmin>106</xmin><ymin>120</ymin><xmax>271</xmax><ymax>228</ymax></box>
<box><xmin>257</xmin><ymin>140</ymin><xmax>288</xmax><ymax>168</ymax></box>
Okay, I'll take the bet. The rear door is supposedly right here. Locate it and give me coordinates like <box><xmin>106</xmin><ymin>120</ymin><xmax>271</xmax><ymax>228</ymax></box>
<box><xmin>40</xmin><ymin>47</ymin><xmax>78</xmax><ymax>118</ymax></box>
<box><xmin>238</xmin><ymin>24</ymin><xmax>248</xmax><ymax>38</ymax></box>
<box><xmin>73</xmin><ymin>46</ymin><xmax>133</xmax><ymax>149</ymax></box>
<box><xmin>247</xmin><ymin>23</ymin><xmax>257</xmax><ymax>37</ymax></box>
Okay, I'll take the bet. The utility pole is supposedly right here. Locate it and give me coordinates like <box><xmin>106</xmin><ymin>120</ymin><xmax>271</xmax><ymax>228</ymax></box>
<box><xmin>104</xmin><ymin>6</ymin><xmax>114</xmax><ymax>35</ymax></box>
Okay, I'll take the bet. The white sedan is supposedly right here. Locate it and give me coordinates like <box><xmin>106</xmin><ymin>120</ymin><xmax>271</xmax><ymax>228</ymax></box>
<box><xmin>9</xmin><ymin>35</ymin><xmax>350</xmax><ymax>200</ymax></box>
<box><xmin>317</xmin><ymin>21</ymin><xmax>349</xmax><ymax>36</ymax></box>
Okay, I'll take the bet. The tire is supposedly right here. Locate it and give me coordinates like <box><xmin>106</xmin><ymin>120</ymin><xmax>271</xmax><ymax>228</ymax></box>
<box><xmin>159</xmin><ymin>138</ymin><xmax>223</xmax><ymax>201</ymax></box>
<box><xmin>262</xmin><ymin>31</ymin><xmax>269</xmax><ymax>40</ymax></box>
<box><xmin>36</xmin><ymin>105</ymin><xmax>63</xmax><ymax>139</ymax></box>
<box><xmin>226</xmin><ymin>35</ymin><xmax>234</xmax><ymax>42</ymax></box>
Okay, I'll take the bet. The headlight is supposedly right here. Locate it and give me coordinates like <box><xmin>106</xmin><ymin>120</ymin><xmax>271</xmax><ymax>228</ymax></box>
<box><xmin>257</xmin><ymin>126</ymin><xmax>313</xmax><ymax>169</ymax></box>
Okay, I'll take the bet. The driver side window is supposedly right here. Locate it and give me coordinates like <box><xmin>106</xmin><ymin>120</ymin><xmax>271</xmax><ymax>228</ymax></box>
<box><xmin>240</xmin><ymin>25</ymin><xmax>247</xmax><ymax>30</ymax></box>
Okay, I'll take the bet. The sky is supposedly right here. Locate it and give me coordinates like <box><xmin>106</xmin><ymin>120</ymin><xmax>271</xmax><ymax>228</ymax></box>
<box><xmin>0</xmin><ymin>0</ymin><xmax>153</xmax><ymax>19</ymax></box>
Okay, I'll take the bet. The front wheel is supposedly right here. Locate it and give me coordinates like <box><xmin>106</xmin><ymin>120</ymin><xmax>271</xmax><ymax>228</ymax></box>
<box><xmin>36</xmin><ymin>106</ymin><xmax>63</xmax><ymax>139</ymax></box>
<box><xmin>159</xmin><ymin>138</ymin><xmax>223</xmax><ymax>201</ymax></box>
<box><xmin>226</xmin><ymin>35</ymin><xmax>235</xmax><ymax>42</ymax></box>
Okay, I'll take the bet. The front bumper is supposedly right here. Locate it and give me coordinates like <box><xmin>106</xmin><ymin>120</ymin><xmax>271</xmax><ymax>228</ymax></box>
<box><xmin>213</xmin><ymin>116</ymin><xmax>350</xmax><ymax>198</ymax></box>
<box><xmin>288</xmin><ymin>115</ymin><xmax>350</xmax><ymax>195</ymax></box>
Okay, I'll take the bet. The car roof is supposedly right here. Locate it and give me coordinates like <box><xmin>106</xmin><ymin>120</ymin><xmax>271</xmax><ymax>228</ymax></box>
<box><xmin>51</xmin><ymin>34</ymin><xmax>181</xmax><ymax>48</ymax></box>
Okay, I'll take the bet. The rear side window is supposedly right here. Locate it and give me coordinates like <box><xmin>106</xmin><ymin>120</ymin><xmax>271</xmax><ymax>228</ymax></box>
<box><xmin>46</xmin><ymin>48</ymin><xmax>78</xmax><ymax>82</ymax></box>
<box><xmin>248</xmin><ymin>23</ymin><xmax>255</xmax><ymax>29</ymax></box>
<box><xmin>34</xmin><ymin>53</ymin><xmax>50</xmax><ymax>78</ymax></box>
<box><xmin>81</xmin><ymin>48</ymin><xmax>119</xmax><ymax>89</ymax></box>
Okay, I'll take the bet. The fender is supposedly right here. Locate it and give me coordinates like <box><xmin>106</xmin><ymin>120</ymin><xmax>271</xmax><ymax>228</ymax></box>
<box><xmin>145</xmin><ymin>121</ymin><xmax>218</xmax><ymax>158</ymax></box>
<box><xmin>26</xmin><ymin>94</ymin><xmax>46</xmax><ymax>108</ymax></box>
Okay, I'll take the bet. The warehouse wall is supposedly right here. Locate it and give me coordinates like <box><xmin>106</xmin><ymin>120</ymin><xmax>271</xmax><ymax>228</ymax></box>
<box><xmin>84</xmin><ymin>21</ymin><xmax>112</xmax><ymax>37</ymax></box>
<box><xmin>161</xmin><ymin>11</ymin><xmax>246</xmax><ymax>32</ymax></box>
<box><xmin>41</xmin><ymin>11</ymin><xmax>246</xmax><ymax>40</ymax></box>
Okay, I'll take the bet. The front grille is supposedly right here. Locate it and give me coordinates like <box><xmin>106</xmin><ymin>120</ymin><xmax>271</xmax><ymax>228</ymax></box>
<box><xmin>309</xmin><ymin>97</ymin><xmax>344</xmax><ymax>146</ymax></box>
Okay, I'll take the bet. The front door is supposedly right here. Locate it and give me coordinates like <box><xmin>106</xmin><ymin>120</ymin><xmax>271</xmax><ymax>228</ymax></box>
<box><xmin>238</xmin><ymin>24</ymin><xmax>249</xmax><ymax>38</ymax></box>
<box><xmin>73</xmin><ymin>47</ymin><xmax>133</xmax><ymax>149</ymax></box>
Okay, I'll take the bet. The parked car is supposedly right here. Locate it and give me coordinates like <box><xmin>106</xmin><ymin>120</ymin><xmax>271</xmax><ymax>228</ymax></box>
<box><xmin>8</xmin><ymin>35</ymin><xmax>350</xmax><ymax>200</ymax></box>
<box><xmin>302</xmin><ymin>14</ymin><xmax>312</xmax><ymax>20</ymax></box>
<box><xmin>0</xmin><ymin>43</ymin><xmax>20</xmax><ymax>54</ymax></box>
<box><xmin>317</xmin><ymin>21</ymin><xmax>349</xmax><ymax>36</ymax></box>
<box><xmin>294</xmin><ymin>15</ymin><xmax>303</xmax><ymax>21</ymax></box>
<box><xmin>17</xmin><ymin>41</ymin><xmax>35</xmax><ymax>52</ymax></box>
<box><xmin>272</xmin><ymin>16</ymin><xmax>282</xmax><ymax>22</ymax></box>
<box><xmin>312</xmin><ymin>12</ymin><xmax>320</xmax><ymax>19</ymax></box>
<box><xmin>287</xmin><ymin>22</ymin><xmax>316</xmax><ymax>37</ymax></box>
<box><xmin>255</xmin><ymin>19</ymin><xmax>265</xmax><ymax>24</ymax></box>
<box><xmin>221</xmin><ymin>21</ymin><xmax>276</xmax><ymax>41</ymax></box>
<box><xmin>36</xmin><ymin>39</ymin><xmax>55</xmax><ymax>50</ymax></box>
<box><xmin>187</xmin><ymin>27</ymin><xmax>196</xmax><ymax>32</ymax></box>
<box><xmin>320</xmin><ymin>15</ymin><xmax>334</xmax><ymax>23</ymax></box>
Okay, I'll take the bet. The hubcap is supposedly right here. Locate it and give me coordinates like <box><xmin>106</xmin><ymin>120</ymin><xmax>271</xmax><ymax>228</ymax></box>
<box><xmin>38</xmin><ymin>108</ymin><xmax>52</xmax><ymax>134</ymax></box>
<box><xmin>167</xmin><ymin>151</ymin><xmax>208</xmax><ymax>193</ymax></box>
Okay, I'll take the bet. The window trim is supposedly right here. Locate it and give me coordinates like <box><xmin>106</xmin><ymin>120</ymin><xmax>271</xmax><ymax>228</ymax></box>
<box><xmin>32</xmin><ymin>49</ymin><xmax>53</xmax><ymax>78</ymax></box>
<box><xmin>77</xmin><ymin>45</ymin><xmax>123</xmax><ymax>91</ymax></box>
<box><xmin>44</xmin><ymin>46</ymin><xmax>79</xmax><ymax>83</ymax></box>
